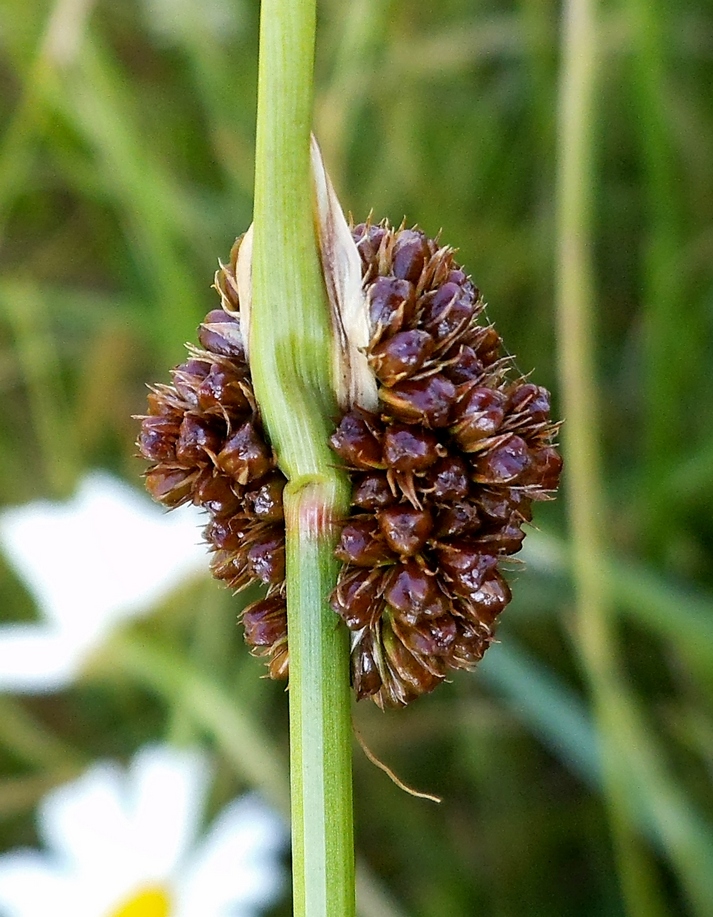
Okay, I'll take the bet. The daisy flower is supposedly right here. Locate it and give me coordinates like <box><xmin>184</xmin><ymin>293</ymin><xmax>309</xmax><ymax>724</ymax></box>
<box><xmin>0</xmin><ymin>744</ymin><xmax>287</xmax><ymax>917</ymax></box>
<box><xmin>0</xmin><ymin>472</ymin><xmax>208</xmax><ymax>693</ymax></box>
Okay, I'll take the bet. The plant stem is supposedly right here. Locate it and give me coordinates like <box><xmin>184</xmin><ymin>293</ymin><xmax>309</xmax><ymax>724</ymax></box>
<box><xmin>250</xmin><ymin>2</ymin><xmax>355</xmax><ymax>916</ymax></box>
<box><xmin>554</xmin><ymin>3</ymin><xmax>665</xmax><ymax>915</ymax></box>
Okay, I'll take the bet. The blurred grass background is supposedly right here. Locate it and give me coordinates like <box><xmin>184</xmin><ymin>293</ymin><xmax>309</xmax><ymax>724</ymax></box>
<box><xmin>1</xmin><ymin>0</ymin><xmax>713</xmax><ymax>915</ymax></box>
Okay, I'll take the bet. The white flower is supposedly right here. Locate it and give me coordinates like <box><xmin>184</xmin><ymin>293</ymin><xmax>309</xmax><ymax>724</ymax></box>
<box><xmin>0</xmin><ymin>744</ymin><xmax>287</xmax><ymax>917</ymax></box>
<box><xmin>0</xmin><ymin>472</ymin><xmax>209</xmax><ymax>694</ymax></box>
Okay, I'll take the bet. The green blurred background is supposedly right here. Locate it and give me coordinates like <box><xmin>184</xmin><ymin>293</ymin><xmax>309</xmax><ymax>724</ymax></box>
<box><xmin>1</xmin><ymin>0</ymin><xmax>712</xmax><ymax>914</ymax></box>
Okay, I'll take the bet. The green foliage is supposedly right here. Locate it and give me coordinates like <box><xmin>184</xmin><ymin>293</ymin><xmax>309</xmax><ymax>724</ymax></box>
<box><xmin>1</xmin><ymin>0</ymin><xmax>712</xmax><ymax>914</ymax></box>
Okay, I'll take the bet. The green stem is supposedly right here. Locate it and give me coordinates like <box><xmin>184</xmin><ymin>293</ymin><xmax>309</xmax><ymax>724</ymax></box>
<box><xmin>554</xmin><ymin>3</ymin><xmax>667</xmax><ymax>915</ymax></box>
<box><xmin>250</xmin><ymin>2</ymin><xmax>355</xmax><ymax>916</ymax></box>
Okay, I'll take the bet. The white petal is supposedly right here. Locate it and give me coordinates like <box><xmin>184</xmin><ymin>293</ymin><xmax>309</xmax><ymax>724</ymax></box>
<box><xmin>0</xmin><ymin>624</ymin><xmax>92</xmax><ymax>693</ymax></box>
<box><xmin>0</xmin><ymin>851</ymin><xmax>91</xmax><ymax>917</ymax></box>
<box><xmin>175</xmin><ymin>795</ymin><xmax>287</xmax><ymax>917</ymax></box>
<box><xmin>39</xmin><ymin>761</ymin><xmax>135</xmax><ymax>871</ymax></box>
<box><xmin>125</xmin><ymin>745</ymin><xmax>210</xmax><ymax>880</ymax></box>
<box><xmin>0</xmin><ymin>472</ymin><xmax>208</xmax><ymax>652</ymax></box>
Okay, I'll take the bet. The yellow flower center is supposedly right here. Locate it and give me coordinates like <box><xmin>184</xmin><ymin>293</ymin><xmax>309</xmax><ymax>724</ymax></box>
<box><xmin>110</xmin><ymin>887</ymin><xmax>171</xmax><ymax>917</ymax></box>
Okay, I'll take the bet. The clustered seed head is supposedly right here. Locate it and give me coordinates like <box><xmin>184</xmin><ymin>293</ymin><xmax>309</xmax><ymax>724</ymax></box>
<box><xmin>137</xmin><ymin>238</ymin><xmax>289</xmax><ymax>679</ymax></box>
<box><xmin>329</xmin><ymin>222</ymin><xmax>561</xmax><ymax>707</ymax></box>
<box><xmin>137</xmin><ymin>221</ymin><xmax>561</xmax><ymax>708</ymax></box>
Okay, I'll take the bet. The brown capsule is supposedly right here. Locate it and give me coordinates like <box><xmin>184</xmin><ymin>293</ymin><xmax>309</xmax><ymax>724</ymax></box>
<box><xmin>470</xmin><ymin>325</ymin><xmax>502</xmax><ymax>365</ymax></box>
<box><xmin>216</xmin><ymin>421</ymin><xmax>272</xmax><ymax>484</ymax></box>
<box><xmin>379</xmin><ymin>374</ymin><xmax>456</xmax><ymax>428</ymax></box>
<box><xmin>144</xmin><ymin>466</ymin><xmax>196</xmax><ymax>507</ymax></box>
<box><xmin>198</xmin><ymin>310</ymin><xmax>246</xmax><ymax>359</ymax></box>
<box><xmin>447</xmin><ymin>268</ymin><xmax>468</xmax><ymax>286</ymax></box>
<box><xmin>450</xmin><ymin>622</ymin><xmax>490</xmax><ymax>669</ymax></box>
<box><xmin>369</xmin><ymin>330</ymin><xmax>434</xmax><ymax>385</ymax></box>
<box><xmin>246</xmin><ymin>531</ymin><xmax>285</xmax><ymax>585</ymax></box>
<box><xmin>267</xmin><ymin>641</ymin><xmax>290</xmax><ymax>680</ymax></box>
<box><xmin>175</xmin><ymin>413</ymin><xmax>224</xmax><ymax>465</ymax></box>
<box><xmin>197</xmin><ymin>364</ymin><xmax>252</xmax><ymax>416</ymax></box>
<box><xmin>335</xmin><ymin>518</ymin><xmax>387</xmax><ymax>567</ymax></box>
<box><xmin>424</xmin><ymin>455</ymin><xmax>470</xmax><ymax>501</ymax></box>
<box><xmin>138</xmin><ymin>415</ymin><xmax>180</xmax><ymax>462</ymax></box>
<box><xmin>382</xmin><ymin>424</ymin><xmax>441</xmax><ymax>472</ymax></box>
<box><xmin>434</xmin><ymin>502</ymin><xmax>481</xmax><ymax>538</ymax></box>
<box><xmin>383</xmin><ymin>560</ymin><xmax>436</xmax><ymax>615</ymax></box>
<box><xmin>421</xmin><ymin>282</ymin><xmax>475</xmax><ymax>340</ymax></box>
<box><xmin>507</xmin><ymin>383</ymin><xmax>551</xmax><ymax>423</ymax></box>
<box><xmin>474</xmin><ymin>434</ymin><xmax>530</xmax><ymax>484</ymax></box>
<box><xmin>193</xmin><ymin>469</ymin><xmax>242</xmax><ymax>517</ymax></box>
<box><xmin>204</xmin><ymin>513</ymin><xmax>252</xmax><ymax>552</ymax></box>
<box><xmin>461</xmin><ymin>570</ymin><xmax>512</xmax><ymax>627</ymax></box>
<box><xmin>451</xmin><ymin>386</ymin><xmax>506</xmax><ymax>451</ymax></box>
<box><xmin>145</xmin><ymin>388</ymin><xmax>182</xmax><ymax>417</ymax></box>
<box><xmin>477</xmin><ymin>517</ymin><xmax>526</xmax><ymax>555</ymax></box>
<box><xmin>518</xmin><ymin>445</ymin><xmax>563</xmax><ymax>491</ymax></box>
<box><xmin>351</xmin><ymin>632</ymin><xmax>383</xmax><ymax>699</ymax></box>
<box><xmin>172</xmin><ymin>359</ymin><xmax>211</xmax><ymax>404</ymax></box>
<box><xmin>377</xmin><ymin>505</ymin><xmax>433</xmax><ymax>556</ymax></box>
<box><xmin>244</xmin><ymin>473</ymin><xmax>286</xmax><ymax>522</ymax></box>
<box><xmin>353</xmin><ymin>223</ymin><xmax>387</xmax><ymax>272</ymax></box>
<box><xmin>436</xmin><ymin>541</ymin><xmax>499</xmax><ymax>596</ymax></box>
<box><xmin>393</xmin><ymin>614</ymin><xmax>457</xmax><ymax>658</ymax></box>
<box><xmin>367</xmin><ymin>277</ymin><xmax>415</xmax><ymax>334</ymax></box>
<box><xmin>331</xmin><ymin>568</ymin><xmax>384</xmax><ymax>629</ymax></box>
<box><xmin>209</xmin><ymin>547</ymin><xmax>251</xmax><ymax>590</ymax></box>
<box><xmin>391</xmin><ymin>229</ymin><xmax>431</xmax><ymax>284</ymax></box>
<box><xmin>381</xmin><ymin>623</ymin><xmax>444</xmax><ymax>705</ymax></box>
<box><xmin>443</xmin><ymin>344</ymin><xmax>484</xmax><ymax>384</ymax></box>
<box><xmin>352</xmin><ymin>472</ymin><xmax>396</xmax><ymax>510</ymax></box>
<box><xmin>330</xmin><ymin>412</ymin><xmax>384</xmax><ymax>469</ymax></box>
<box><xmin>477</xmin><ymin>489</ymin><xmax>517</xmax><ymax>521</ymax></box>
<box><xmin>242</xmin><ymin>595</ymin><xmax>287</xmax><ymax>647</ymax></box>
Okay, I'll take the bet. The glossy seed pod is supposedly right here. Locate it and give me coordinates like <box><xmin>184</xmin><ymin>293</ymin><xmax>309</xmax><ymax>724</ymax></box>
<box><xmin>328</xmin><ymin>219</ymin><xmax>561</xmax><ymax>708</ymax></box>
<box><xmin>137</xmin><ymin>237</ymin><xmax>289</xmax><ymax>677</ymax></box>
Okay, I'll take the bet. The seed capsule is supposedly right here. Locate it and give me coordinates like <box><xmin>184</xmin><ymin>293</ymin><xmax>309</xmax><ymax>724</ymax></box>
<box><xmin>242</xmin><ymin>595</ymin><xmax>287</xmax><ymax>647</ymax></box>
<box><xmin>246</xmin><ymin>531</ymin><xmax>286</xmax><ymax>585</ymax></box>
<box><xmin>473</xmin><ymin>434</ymin><xmax>530</xmax><ymax>483</ymax></box>
<box><xmin>352</xmin><ymin>472</ymin><xmax>396</xmax><ymax>510</ymax></box>
<box><xmin>335</xmin><ymin>519</ymin><xmax>387</xmax><ymax>567</ymax></box>
<box><xmin>330</xmin><ymin>412</ymin><xmax>384</xmax><ymax>469</ymax></box>
<box><xmin>368</xmin><ymin>277</ymin><xmax>416</xmax><ymax>335</ymax></box>
<box><xmin>198</xmin><ymin>309</ymin><xmax>245</xmax><ymax>359</ymax></box>
<box><xmin>193</xmin><ymin>469</ymin><xmax>242</xmax><ymax>518</ymax></box>
<box><xmin>175</xmin><ymin>413</ymin><xmax>223</xmax><ymax>465</ymax></box>
<box><xmin>370</xmin><ymin>330</ymin><xmax>435</xmax><ymax>385</ymax></box>
<box><xmin>391</xmin><ymin>229</ymin><xmax>432</xmax><ymax>284</ymax></box>
<box><xmin>138</xmin><ymin>415</ymin><xmax>180</xmax><ymax>462</ymax></box>
<box><xmin>383</xmin><ymin>561</ymin><xmax>436</xmax><ymax>615</ymax></box>
<box><xmin>379</xmin><ymin>374</ymin><xmax>456</xmax><ymax>428</ymax></box>
<box><xmin>197</xmin><ymin>364</ymin><xmax>252</xmax><ymax>416</ymax></box>
<box><xmin>331</xmin><ymin>568</ymin><xmax>384</xmax><ymax>629</ymax></box>
<box><xmin>451</xmin><ymin>386</ymin><xmax>506</xmax><ymax>451</ymax></box>
<box><xmin>217</xmin><ymin>421</ymin><xmax>273</xmax><ymax>484</ymax></box>
<box><xmin>244</xmin><ymin>473</ymin><xmax>285</xmax><ymax>522</ymax></box>
<box><xmin>382</xmin><ymin>424</ymin><xmax>441</xmax><ymax>472</ymax></box>
<box><xmin>421</xmin><ymin>282</ymin><xmax>476</xmax><ymax>340</ymax></box>
<box><xmin>377</xmin><ymin>505</ymin><xmax>433</xmax><ymax>556</ymax></box>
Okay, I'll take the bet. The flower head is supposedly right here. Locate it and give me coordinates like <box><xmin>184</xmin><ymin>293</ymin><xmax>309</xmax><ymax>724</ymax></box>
<box><xmin>0</xmin><ymin>744</ymin><xmax>287</xmax><ymax>917</ymax></box>
<box><xmin>0</xmin><ymin>472</ymin><xmax>208</xmax><ymax>693</ymax></box>
<box><xmin>138</xmin><ymin>149</ymin><xmax>561</xmax><ymax>707</ymax></box>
